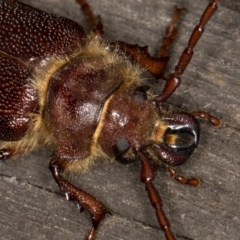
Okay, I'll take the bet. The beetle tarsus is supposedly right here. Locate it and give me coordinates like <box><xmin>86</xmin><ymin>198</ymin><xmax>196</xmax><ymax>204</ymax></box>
<box><xmin>138</xmin><ymin>152</ymin><xmax>176</xmax><ymax>240</ymax></box>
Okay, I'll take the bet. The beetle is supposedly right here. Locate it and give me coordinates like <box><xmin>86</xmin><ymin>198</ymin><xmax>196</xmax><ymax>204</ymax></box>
<box><xmin>0</xmin><ymin>0</ymin><xmax>221</xmax><ymax>239</ymax></box>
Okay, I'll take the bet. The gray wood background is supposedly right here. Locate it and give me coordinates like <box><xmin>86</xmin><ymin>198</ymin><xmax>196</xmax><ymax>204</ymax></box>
<box><xmin>1</xmin><ymin>0</ymin><xmax>240</xmax><ymax>240</ymax></box>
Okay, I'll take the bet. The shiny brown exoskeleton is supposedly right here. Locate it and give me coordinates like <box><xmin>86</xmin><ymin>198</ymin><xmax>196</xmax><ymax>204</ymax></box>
<box><xmin>0</xmin><ymin>0</ymin><xmax>221</xmax><ymax>239</ymax></box>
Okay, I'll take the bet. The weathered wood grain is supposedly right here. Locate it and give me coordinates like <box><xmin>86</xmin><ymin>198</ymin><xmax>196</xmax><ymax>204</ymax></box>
<box><xmin>221</xmin><ymin>1</ymin><xmax>240</xmax><ymax>12</ymax></box>
<box><xmin>0</xmin><ymin>0</ymin><xmax>240</xmax><ymax>240</ymax></box>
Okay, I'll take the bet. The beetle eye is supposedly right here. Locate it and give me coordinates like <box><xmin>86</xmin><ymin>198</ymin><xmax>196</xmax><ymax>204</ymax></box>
<box><xmin>133</xmin><ymin>86</ymin><xmax>150</xmax><ymax>102</ymax></box>
<box><xmin>115</xmin><ymin>138</ymin><xmax>130</xmax><ymax>154</ymax></box>
<box><xmin>115</xmin><ymin>138</ymin><xmax>135</xmax><ymax>164</ymax></box>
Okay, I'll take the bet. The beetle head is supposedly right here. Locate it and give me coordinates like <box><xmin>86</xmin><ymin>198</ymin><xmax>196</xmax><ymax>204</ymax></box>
<box><xmin>110</xmin><ymin>85</ymin><xmax>200</xmax><ymax>167</ymax></box>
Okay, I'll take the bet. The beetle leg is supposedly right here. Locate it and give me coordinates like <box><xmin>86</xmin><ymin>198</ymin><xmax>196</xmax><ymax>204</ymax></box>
<box><xmin>137</xmin><ymin>151</ymin><xmax>176</xmax><ymax>240</ymax></box>
<box><xmin>109</xmin><ymin>7</ymin><xmax>184</xmax><ymax>78</ymax></box>
<box><xmin>76</xmin><ymin>0</ymin><xmax>103</xmax><ymax>37</ymax></box>
<box><xmin>159</xmin><ymin>6</ymin><xmax>185</xmax><ymax>58</ymax></box>
<box><xmin>76</xmin><ymin>0</ymin><xmax>95</xmax><ymax>26</ymax></box>
<box><xmin>0</xmin><ymin>148</ymin><xmax>17</xmax><ymax>160</ymax></box>
<box><xmin>191</xmin><ymin>111</ymin><xmax>222</xmax><ymax>127</ymax></box>
<box><xmin>167</xmin><ymin>166</ymin><xmax>200</xmax><ymax>187</ymax></box>
<box><xmin>49</xmin><ymin>157</ymin><xmax>108</xmax><ymax>240</ymax></box>
<box><xmin>92</xmin><ymin>16</ymin><xmax>104</xmax><ymax>37</ymax></box>
<box><xmin>156</xmin><ymin>0</ymin><xmax>219</xmax><ymax>103</ymax></box>
<box><xmin>110</xmin><ymin>41</ymin><xmax>169</xmax><ymax>78</ymax></box>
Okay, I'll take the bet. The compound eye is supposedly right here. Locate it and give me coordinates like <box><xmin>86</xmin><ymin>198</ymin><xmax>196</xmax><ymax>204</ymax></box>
<box><xmin>133</xmin><ymin>86</ymin><xmax>150</xmax><ymax>102</ymax></box>
<box><xmin>115</xmin><ymin>138</ymin><xmax>135</xmax><ymax>164</ymax></box>
<box><xmin>115</xmin><ymin>138</ymin><xmax>130</xmax><ymax>154</ymax></box>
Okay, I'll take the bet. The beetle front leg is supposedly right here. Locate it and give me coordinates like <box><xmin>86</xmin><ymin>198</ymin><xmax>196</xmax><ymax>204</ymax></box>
<box><xmin>76</xmin><ymin>0</ymin><xmax>95</xmax><ymax>27</ymax></box>
<box><xmin>49</xmin><ymin>157</ymin><xmax>108</xmax><ymax>240</ymax></box>
<box><xmin>76</xmin><ymin>0</ymin><xmax>103</xmax><ymax>37</ymax></box>
<box><xmin>110</xmin><ymin>7</ymin><xmax>183</xmax><ymax>78</ymax></box>
<box><xmin>110</xmin><ymin>41</ymin><xmax>169</xmax><ymax>78</ymax></box>
<box><xmin>159</xmin><ymin>6</ymin><xmax>184</xmax><ymax>58</ymax></box>
<box><xmin>137</xmin><ymin>152</ymin><xmax>176</xmax><ymax>240</ymax></box>
<box><xmin>110</xmin><ymin>7</ymin><xmax>184</xmax><ymax>78</ymax></box>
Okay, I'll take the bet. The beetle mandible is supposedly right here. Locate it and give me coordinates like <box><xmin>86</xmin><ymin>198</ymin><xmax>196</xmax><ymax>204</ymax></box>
<box><xmin>0</xmin><ymin>0</ymin><xmax>221</xmax><ymax>239</ymax></box>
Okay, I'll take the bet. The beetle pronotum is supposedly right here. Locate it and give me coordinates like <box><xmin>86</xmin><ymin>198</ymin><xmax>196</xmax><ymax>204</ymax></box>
<box><xmin>0</xmin><ymin>0</ymin><xmax>221</xmax><ymax>239</ymax></box>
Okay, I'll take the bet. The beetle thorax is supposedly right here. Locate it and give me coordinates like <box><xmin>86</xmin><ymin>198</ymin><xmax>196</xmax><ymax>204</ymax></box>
<box><xmin>43</xmin><ymin>37</ymin><xmax>155</xmax><ymax>162</ymax></box>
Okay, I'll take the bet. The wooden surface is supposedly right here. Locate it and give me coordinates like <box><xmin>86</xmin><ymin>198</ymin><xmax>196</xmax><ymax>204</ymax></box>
<box><xmin>1</xmin><ymin>0</ymin><xmax>240</xmax><ymax>240</ymax></box>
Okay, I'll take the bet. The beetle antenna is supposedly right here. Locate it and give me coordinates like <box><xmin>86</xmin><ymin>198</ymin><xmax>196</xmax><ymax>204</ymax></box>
<box><xmin>156</xmin><ymin>0</ymin><xmax>219</xmax><ymax>103</ymax></box>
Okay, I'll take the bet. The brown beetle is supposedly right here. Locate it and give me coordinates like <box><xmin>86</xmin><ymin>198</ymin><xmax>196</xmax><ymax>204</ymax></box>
<box><xmin>0</xmin><ymin>0</ymin><xmax>221</xmax><ymax>239</ymax></box>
